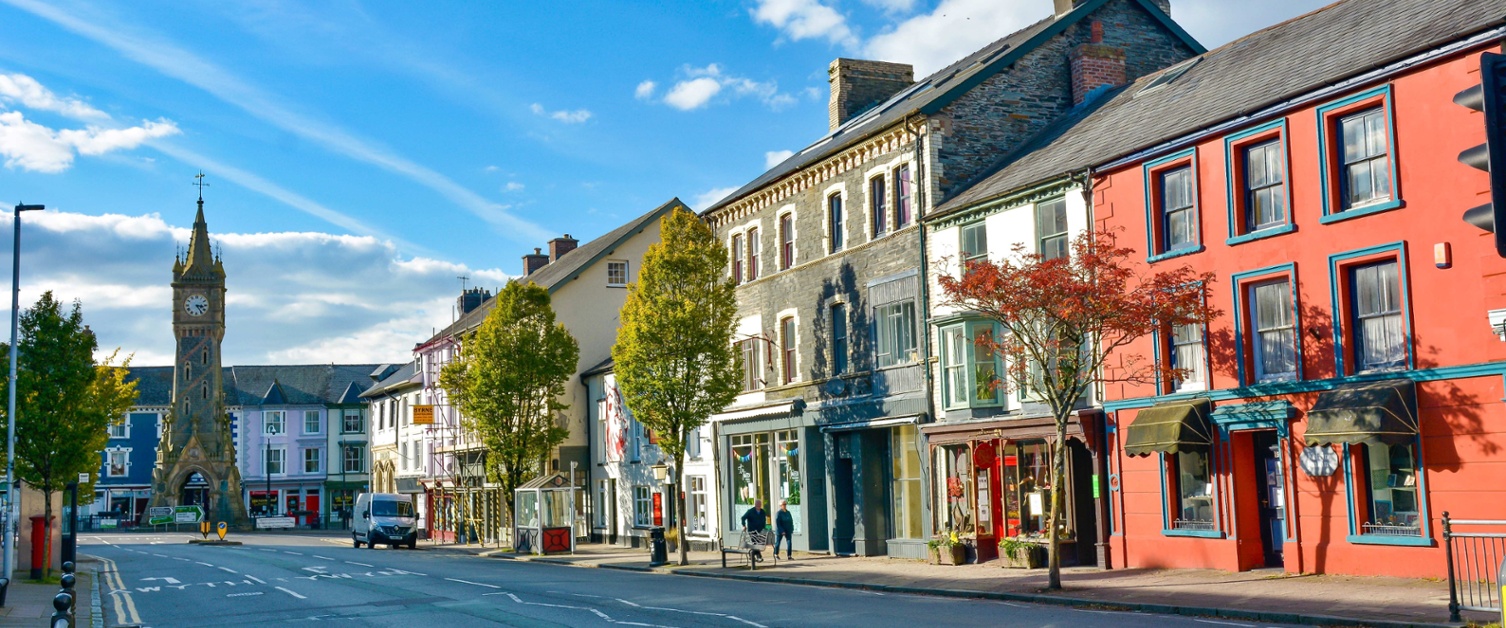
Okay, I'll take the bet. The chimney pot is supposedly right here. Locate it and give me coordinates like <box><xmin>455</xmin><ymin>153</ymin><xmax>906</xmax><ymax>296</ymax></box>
<box><xmin>523</xmin><ymin>249</ymin><xmax>550</xmax><ymax>276</ymax></box>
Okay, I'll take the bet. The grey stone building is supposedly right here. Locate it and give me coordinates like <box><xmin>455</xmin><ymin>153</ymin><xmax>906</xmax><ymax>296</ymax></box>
<box><xmin>700</xmin><ymin>0</ymin><xmax>1200</xmax><ymax>559</ymax></box>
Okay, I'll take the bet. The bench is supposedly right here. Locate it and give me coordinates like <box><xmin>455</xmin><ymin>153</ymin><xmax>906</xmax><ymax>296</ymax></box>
<box><xmin>721</xmin><ymin>529</ymin><xmax>773</xmax><ymax>570</ymax></box>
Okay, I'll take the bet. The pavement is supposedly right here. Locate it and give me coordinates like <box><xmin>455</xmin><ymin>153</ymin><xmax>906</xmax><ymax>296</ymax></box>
<box><xmin>0</xmin><ymin>565</ymin><xmax>97</xmax><ymax>627</ymax></box>
<box><xmin>411</xmin><ymin>540</ymin><xmax>1498</xmax><ymax>628</ymax></box>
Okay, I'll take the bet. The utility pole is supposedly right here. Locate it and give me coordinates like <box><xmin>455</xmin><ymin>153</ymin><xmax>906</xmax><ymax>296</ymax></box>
<box><xmin>6</xmin><ymin>203</ymin><xmax>44</xmax><ymax>580</ymax></box>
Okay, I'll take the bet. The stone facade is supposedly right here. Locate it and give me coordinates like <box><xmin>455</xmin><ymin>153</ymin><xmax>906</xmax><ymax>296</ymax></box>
<box><xmin>934</xmin><ymin>0</ymin><xmax>1197</xmax><ymax>198</ymax></box>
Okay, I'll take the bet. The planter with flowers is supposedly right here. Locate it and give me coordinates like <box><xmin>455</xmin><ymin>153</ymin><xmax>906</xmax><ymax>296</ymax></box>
<box><xmin>998</xmin><ymin>535</ymin><xmax>1047</xmax><ymax>569</ymax></box>
<box><xmin>927</xmin><ymin>530</ymin><xmax>967</xmax><ymax>565</ymax></box>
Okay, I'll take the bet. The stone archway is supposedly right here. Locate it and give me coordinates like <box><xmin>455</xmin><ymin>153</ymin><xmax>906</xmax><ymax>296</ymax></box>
<box><xmin>171</xmin><ymin>466</ymin><xmax>215</xmax><ymax>510</ymax></box>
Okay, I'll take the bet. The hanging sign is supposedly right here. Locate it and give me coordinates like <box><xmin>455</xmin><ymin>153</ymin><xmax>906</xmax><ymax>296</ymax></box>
<box><xmin>413</xmin><ymin>405</ymin><xmax>434</xmax><ymax>425</ymax></box>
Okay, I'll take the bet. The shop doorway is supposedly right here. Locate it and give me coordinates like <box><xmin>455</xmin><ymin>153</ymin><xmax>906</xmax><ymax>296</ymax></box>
<box><xmin>1251</xmin><ymin>431</ymin><xmax>1285</xmax><ymax>567</ymax></box>
<box><xmin>831</xmin><ymin>458</ymin><xmax>855</xmax><ymax>555</ymax></box>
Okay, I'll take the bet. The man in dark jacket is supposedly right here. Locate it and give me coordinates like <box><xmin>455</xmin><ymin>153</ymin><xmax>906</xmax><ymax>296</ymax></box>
<box><xmin>740</xmin><ymin>499</ymin><xmax>768</xmax><ymax>562</ymax></box>
<box><xmin>774</xmin><ymin>500</ymin><xmax>794</xmax><ymax>560</ymax></box>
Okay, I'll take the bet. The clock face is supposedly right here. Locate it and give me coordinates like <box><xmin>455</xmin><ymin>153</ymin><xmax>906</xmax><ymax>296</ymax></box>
<box><xmin>184</xmin><ymin>294</ymin><xmax>209</xmax><ymax>317</ymax></box>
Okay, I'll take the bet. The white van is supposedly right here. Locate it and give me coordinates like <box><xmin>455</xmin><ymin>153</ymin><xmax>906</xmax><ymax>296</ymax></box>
<box><xmin>352</xmin><ymin>492</ymin><xmax>418</xmax><ymax>549</ymax></box>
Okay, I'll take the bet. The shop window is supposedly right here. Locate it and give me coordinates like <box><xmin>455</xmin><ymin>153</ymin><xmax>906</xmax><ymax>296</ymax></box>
<box><xmin>890</xmin><ymin>425</ymin><xmax>923</xmax><ymax>539</ymax></box>
<box><xmin>1349</xmin><ymin>441</ymin><xmax>1424</xmax><ymax>539</ymax></box>
<box><xmin>1317</xmin><ymin>86</ymin><xmax>1401</xmax><ymax>222</ymax></box>
<box><xmin>730</xmin><ymin>433</ymin><xmax>770</xmax><ymax>525</ymax></box>
<box><xmin>633</xmin><ymin>485</ymin><xmax>653</xmax><ymax>527</ymax></box>
<box><xmin>874</xmin><ymin>299</ymin><xmax>917</xmax><ymax>368</ymax></box>
<box><xmin>1035</xmin><ymin>198</ymin><xmax>1068</xmax><ymax>260</ymax></box>
<box><xmin>776</xmin><ymin>430</ymin><xmax>801</xmax><ymax>534</ymax></box>
<box><xmin>1167</xmin><ymin>448</ymin><xmax>1215</xmax><ymax>531</ymax></box>
<box><xmin>1002</xmin><ymin>441</ymin><xmax>1052</xmax><ymax>537</ymax></box>
<box><xmin>938</xmin><ymin>445</ymin><xmax>973</xmax><ymax>533</ymax></box>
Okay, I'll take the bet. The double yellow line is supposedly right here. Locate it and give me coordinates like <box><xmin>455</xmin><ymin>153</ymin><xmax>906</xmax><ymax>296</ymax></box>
<box><xmin>88</xmin><ymin>554</ymin><xmax>142</xmax><ymax>626</ymax></box>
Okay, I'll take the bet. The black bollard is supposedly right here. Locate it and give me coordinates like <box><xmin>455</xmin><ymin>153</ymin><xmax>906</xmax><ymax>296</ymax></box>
<box><xmin>60</xmin><ymin>572</ymin><xmax>75</xmax><ymax>617</ymax></box>
<box><xmin>50</xmin><ymin>591</ymin><xmax>71</xmax><ymax>628</ymax></box>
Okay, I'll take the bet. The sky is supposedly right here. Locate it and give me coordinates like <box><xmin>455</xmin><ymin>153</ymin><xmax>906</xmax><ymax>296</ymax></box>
<box><xmin>0</xmin><ymin>0</ymin><xmax>1330</xmax><ymax>366</ymax></box>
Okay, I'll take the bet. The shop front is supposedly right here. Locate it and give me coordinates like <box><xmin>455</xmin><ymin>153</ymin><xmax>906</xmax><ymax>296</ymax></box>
<box><xmin>922</xmin><ymin>411</ymin><xmax>1103</xmax><ymax>566</ymax></box>
<box><xmin>819</xmin><ymin>416</ymin><xmax>929</xmax><ymax>559</ymax></box>
<box><xmin>717</xmin><ymin>401</ymin><xmax>825</xmax><ymax>554</ymax></box>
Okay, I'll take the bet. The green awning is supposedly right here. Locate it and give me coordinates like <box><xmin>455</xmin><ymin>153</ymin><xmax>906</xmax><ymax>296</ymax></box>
<box><xmin>1123</xmin><ymin>398</ymin><xmax>1213</xmax><ymax>456</ymax></box>
<box><xmin>1304</xmin><ymin>379</ymin><xmax>1417</xmax><ymax>446</ymax></box>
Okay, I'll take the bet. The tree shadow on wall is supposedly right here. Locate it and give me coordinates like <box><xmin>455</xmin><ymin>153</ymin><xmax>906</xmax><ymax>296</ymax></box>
<box><xmin>809</xmin><ymin>262</ymin><xmax>874</xmax><ymax>425</ymax></box>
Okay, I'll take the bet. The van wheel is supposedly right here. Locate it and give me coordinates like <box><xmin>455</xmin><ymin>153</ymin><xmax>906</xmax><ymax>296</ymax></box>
<box><xmin>352</xmin><ymin>536</ymin><xmax>361</xmax><ymax>548</ymax></box>
<box><xmin>408</xmin><ymin>539</ymin><xmax>417</xmax><ymax>550</ymax></box>
<box><xmin>365</xmin><ymin>539</ymin><xmax>374</xmax><ymax>549</ymax></box>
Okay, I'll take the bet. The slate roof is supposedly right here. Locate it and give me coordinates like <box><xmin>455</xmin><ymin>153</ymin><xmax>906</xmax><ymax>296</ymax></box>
<box><xmin>126</xmin><ymin>364</ymin><xmax>385</xmax><ymax>408</ymax></box>
<box><xmin>934</xmin><ymin>0</ymin><xmax>1506</xmax><ymax>217</ymax></box>
<box><xmin>359</xmin><ymin>361</ymin><xmax>420</xmax><ymax>399</ymax></box>
<box><xmin>418</xmin><ymin>198</ymin><xmax>682</xmax><ymax>348</ymax></box>
<box><xmin>124</xmin><ymin>366</ymin><xmax>174</xmax><ymax>406</ymax></box>
<box><xmin>701</xmin><ymin>0</ymin><xmax>1201</xmax><ymax>216</ymax></box>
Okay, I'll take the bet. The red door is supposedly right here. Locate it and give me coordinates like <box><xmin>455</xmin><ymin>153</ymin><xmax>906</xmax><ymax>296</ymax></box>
<box><xmin>305</xmin><ymin>494</ymin><xmax>320</xmax><ymax>527</ymax></box>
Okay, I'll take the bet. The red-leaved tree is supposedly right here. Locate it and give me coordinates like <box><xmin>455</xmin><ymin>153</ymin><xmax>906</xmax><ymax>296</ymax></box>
<box><xmin>937</xmin><ymin>229</ymin><xmax>1217</xmax><ymax>590</ymax></box>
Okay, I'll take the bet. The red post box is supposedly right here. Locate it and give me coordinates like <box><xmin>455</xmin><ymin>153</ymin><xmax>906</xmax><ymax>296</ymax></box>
<box><xmin>29</xmin><ymin>515</ymin><xmax>48</xmax><ymax>579</ymax></box>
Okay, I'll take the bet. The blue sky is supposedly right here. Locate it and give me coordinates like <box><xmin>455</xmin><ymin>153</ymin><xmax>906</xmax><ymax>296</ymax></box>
<box><xmin>0</xmin><ymin>0</ymin><xmax>1328</xmax><ymax>365</ymax></box>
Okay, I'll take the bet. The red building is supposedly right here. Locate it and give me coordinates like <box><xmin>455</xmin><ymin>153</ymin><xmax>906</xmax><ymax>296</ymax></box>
<box><xmin>1014</xmin><ymin>0</ymin><xmax>1506</xmax><ymax>577</ymax></box>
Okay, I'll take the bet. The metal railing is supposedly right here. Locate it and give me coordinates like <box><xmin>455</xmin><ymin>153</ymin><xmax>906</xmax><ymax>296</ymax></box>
<box><xmin>1443</xmin><ymin>512</ymin><xmax>1506</xmax><ymax>622</ymax></box>
<box><xmin>1360</xmin><ymin>522</ymin><xmax>1422</xmax><ymax>537</ymax></box>
<box><xmin>1172</xmin><ymin>519</ymin><xmax>1216</xmax><ymax>531</ymax></box>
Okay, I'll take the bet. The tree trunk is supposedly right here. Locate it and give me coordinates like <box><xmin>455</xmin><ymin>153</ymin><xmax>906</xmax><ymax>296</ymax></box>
<box><xmin>1047</xmin><ymin>413</ymin><xmax>1069</xmax><ymax>591</ymax></box>
<box><xmin>675</xmin><ymin>451</ymin><xmax>688</xmax><ymax>566</ymax></box>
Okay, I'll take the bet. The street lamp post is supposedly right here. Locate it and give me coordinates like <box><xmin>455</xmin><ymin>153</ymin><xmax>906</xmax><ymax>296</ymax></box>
<box><xmin>5</xmin><ymin>202</ymin><xmax>43</xmax><ymax>580</ymax></box>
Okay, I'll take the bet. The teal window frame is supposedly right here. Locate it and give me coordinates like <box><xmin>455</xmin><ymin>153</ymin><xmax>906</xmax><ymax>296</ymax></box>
<box><xmin>1142</xmin><ymin>148</ymin><xmax>1204</xmax><ymax>263</ymax></box>
<box><xmin>938</xmin><ymin>320</ymin><xmax>1005</xmax><ymax>410</ymax></box>
<box><xmin>1230</xmin><ymin>264</ymin><xmax>1303</xmax><ymax>386</ymax></box>
<box><xmin>1316</xmin><ymin>85</ymin><xmax>1403</xmax><ymax>224</ymax></box>
<box><xmin>1224</xmin><ymin>119</ymin><xmax>1295</xmax><ymax>245</ymax></box>
<box><xmin>1341</xmin><ymin>438</ymin><xmax>1432</xmax><ymax>546</ymax></box>
<box><xmin>1157</xmin><ymin>448</ymin><xmax>1225</xmax><ymax>539</ymax></box>
<box><xmin>1327</xmin><ymin>242</ymin><xmax>1413</xmax><ymax>376</ymax></box>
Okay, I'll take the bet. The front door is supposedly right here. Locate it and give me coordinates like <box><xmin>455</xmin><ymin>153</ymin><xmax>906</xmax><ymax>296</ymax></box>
<box><xmin>305</xmin><ymin>492</ymin><xmax>320</xmax><ymax>527</ymax></box>
<box><xmin>1251</xmin><ymin>431</ymin><xmax>1285</xmax><ymax>567</ymax></box>
<box><xmin>831</xmin><ymin>457</ymin><xmax>855</xmax><ymax>555</ymax></box>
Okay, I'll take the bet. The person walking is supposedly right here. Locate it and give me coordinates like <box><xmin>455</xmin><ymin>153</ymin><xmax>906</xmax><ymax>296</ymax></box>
<box><xmin>774</xmin><ymin>500</ymin><xmax>794</xmax><ymax>560</ymax></box>
<box><xmin>740</xmin><ymin>499</ymin><xmax>768</xmax><ymax>562</ymax></box>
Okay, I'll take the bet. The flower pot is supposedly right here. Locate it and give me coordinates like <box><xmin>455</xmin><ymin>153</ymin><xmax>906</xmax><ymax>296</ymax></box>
<box><xmin>999</xmin><ymin>542</ymin><xmax>1046</xmax><ymax>569</ymax></box>
<box><xmin>943</xmin><ymin>544</ymin><xmax>966</xmax><ymax>566</ymax></box>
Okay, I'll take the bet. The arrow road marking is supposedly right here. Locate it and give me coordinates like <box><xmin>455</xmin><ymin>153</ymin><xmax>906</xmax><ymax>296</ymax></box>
<box><xmin>485</xmin><ymin>592</ymin><xmax>677</xmax><ymax>628</ymax></box>
<box><xmin>141</xmin><ymin>577</ymin><xmax>181</xmax><ymax>585</ymax></box>
<box><xmin>614</xmin><ymin>597</ymin><xmax>767</xmax><ymax>628</ymax></box>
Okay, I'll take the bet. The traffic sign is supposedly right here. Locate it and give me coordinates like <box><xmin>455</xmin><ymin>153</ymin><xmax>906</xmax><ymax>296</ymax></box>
<box><xmin>147</xmin><ymin>506</ymin><xmax>175</xmax><ymax>526</ymax></box>
<box><xmin>173</xmin><ymin>505</ymin><xmax>204</xmax><ymax>524</ymax></box>
<box><xmin>77</xmin><ymin>473</ymin><xmax>88</xmax><ymax>484</ymax></box>
<box><xmin>199</xmin><ymin>521</ymin><xmax>211</xmax><ymax>539</ymax></box>
<box><xmin>216</xmin><ymin>521</ymin><xmax>228</xmax><ymax>541</ymax></box>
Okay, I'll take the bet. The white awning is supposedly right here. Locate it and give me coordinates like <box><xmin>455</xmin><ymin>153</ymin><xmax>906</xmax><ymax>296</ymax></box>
<box><xmin>712</xmin><ymin>400</ymin><xmax>803</xmax><ymax>423</ymax></box>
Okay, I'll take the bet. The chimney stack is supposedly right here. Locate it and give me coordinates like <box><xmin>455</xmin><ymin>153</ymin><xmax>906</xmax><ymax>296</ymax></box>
<box><xmin>828</xmin><ymin>59</ymin><xmax>914</xmax><ymax>130</ymax></box>
<box><xmin>549</xmin><ymin>234</ymin><xmax>579</xmax><ymax>261</ymax></box>
<box><xmin>1053</xmin><ymin>0</ymin><xmax>1088</xmax><ymax>16</ymax></box>
<box><xmin>457</xmin><ymin>287</ymin><xmax>493</xmax><ymax>315</ymax></box>
<box><xmin>523</xmin><ymin>248</ymin><xmax>550</xmax><ymax>276</ymax></box>
<box><xmin>1069</xmin><ymin>20</ymin><xmax>1126</xmax><ymax>105</ymax></box>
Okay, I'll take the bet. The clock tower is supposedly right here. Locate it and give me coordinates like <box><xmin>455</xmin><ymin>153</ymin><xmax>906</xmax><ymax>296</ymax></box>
<box><xmin>146</xmin><ymin>195</ymin><xmax>249</xmax><ymax>525</ymax></box>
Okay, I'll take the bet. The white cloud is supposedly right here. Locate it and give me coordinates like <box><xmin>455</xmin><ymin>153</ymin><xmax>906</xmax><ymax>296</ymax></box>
<box><xmin>692</xmin><ymin>186</ymin><xmax>740</xmax><ymax>209</ymax></box>
<box><xmin>765</xmin><ymin>149</ymin><xmax>794</xmax><ymax>169</ymax></box>
<box><xmin>16</xmin><ymin>209</ymin><xmax>512</xmax><ymax>365</ymax></box>
<box><xmin>664</xmin><ymin>77</ymin><xmax>723</xmax><ymax>111</ymax></box>
<box><xmin>660</xmin><ymin>64</ymin><xmax>796</xmax><ymax>111</ymax></box>
<box><xmin>0</xmin><ymin>73</ymin><xmax>110</xmax><ymax>120</ymax></box>
<box><xmin>504</xmin><ymin>181</ymin><xmax>524</xmax><ymax>192</ymax></box>
<box><xmin>0</xmin><ymin>110</ymin><xmax>179</xmax><ymax>173</ymax></box>
<box><xmin>634</xmin><ymin>80</ymin><xmax>656</xmax><ymax>100</ymax></box>
<box><xmin>859</xmin><ymin>0</ymin><xmax>917</xmax><ymax>13</ymax></box>
<box><xmin>751</xmin><ymin>0</ymin><xmax>857</xmax><ymax>47</ymax></box>
<box><xmin>531</xmin><ymin>102</ymin><xmax>593</xmax><ymax>124</ymax></box>
<box><xmin>863</xmin><ymin>0</ymin><xmax>1039</xmax><ymax>76</ymax></box>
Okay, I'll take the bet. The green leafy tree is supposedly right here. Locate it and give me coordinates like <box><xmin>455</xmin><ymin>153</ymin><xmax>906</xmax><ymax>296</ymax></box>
<box><xmin>0</xmin><ymin>292</ymin><xmax>138</xmax><ymax>578</ymax></box>
<box><xmin>439</xmin><ymin>281</ymin><xmax>578</xmax><ymax>534</ymax></box>
<box><xmin>612</xmin><ymin>206</ymin><xmax>740</xmax><ymax>566</ymax></box>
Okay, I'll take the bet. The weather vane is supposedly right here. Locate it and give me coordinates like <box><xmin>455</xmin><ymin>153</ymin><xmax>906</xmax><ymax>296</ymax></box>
<box><xmin>193</xmin><ymin>171</ymin><xmax>210</xmax><ymax>202</ymax></box>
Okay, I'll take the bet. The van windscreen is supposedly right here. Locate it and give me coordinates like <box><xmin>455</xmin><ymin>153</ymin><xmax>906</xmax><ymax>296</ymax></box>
<box><xmin>373</xmin><ymin>500</ymin><xmax>414</xmax><ymax>517</ymax></box>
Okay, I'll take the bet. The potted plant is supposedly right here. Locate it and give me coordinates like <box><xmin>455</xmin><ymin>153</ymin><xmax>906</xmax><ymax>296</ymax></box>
<box><xmin>998</xmin><ymin>535</ymin><xmax>1046</xmax><ymax>569</ymax></box>
<box><xmin>927</xmin><ymin>529</ymin><xmax>967</xmax><ymax>565</ymax></box>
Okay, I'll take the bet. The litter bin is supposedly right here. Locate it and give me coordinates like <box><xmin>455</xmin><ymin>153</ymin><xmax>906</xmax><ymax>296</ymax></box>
<box><xmin>648</xmin><ymin>527</ymin><xmax>667</xmax><ymax>567</ymax></box>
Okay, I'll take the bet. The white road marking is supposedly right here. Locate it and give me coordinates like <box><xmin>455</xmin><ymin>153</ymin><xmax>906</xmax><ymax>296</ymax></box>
<box><xmin>141</xmin><ymin>577</ymin><xmax>181</xmax><ymax>585</ymax></box>
<box><xmin>259</xmin><ymin>548</ymin><xmax>278</xmax><ymax>553</ymax></box>
<box><xmin>1000</xmin><ymin>602</ymin><xmax>1029</xmax><ymax>608</ymax></box>
<box><xmin>275</xmin><ymin>586</ymin><xmax>307</xmax><ymax>599</ymax></box>
<box><xmin>345</xmin><ymin>561</ymin><xmax>373</xmax><ymax>567</ymax></box>
<box><xmin>313</xmin><ymin>555</ymin><xmax>335</xmax><ymax>561</ymax></box>
<box><xmin>283</xmin><ymin>551</ymin><xmax>303</xmax><ymax>555</ymax></box>
<box><xmin>486</xmin><ymin>592</ymin><xmax>677</xmax><ymax>628</ymax></box>
<box><xmin>218</xmin><ymin>567</ymin><xmax>238</xmax><ymax>574</ymax></box>
<box><xmin>245</xmin><ymin>575</ymin><xmax>266</xmax><ymax>584</ymax></box>
<box><xmin>445</xmin><ymin>577</ymin><xmax>500</xmax><ymax>589</ymax></box>
<box><xmin>174</xmin><ymin>557</ymin><xmax>192</xmax><ymax>562</ymax></box>
<box><xmin>227</xmin><ymin>592</ymin><xmax>263</xmax><ymax>598</ymax></box>
<box><xmin>1193</xmin><ymin>621</ymin><xmax>1254</xmax><ymax>627</ymax></box>
<box><xmin>615</xmin><ymin>597</ymin><xmax>767</xmax><ymax>628</ymax></box>
<box><xmin>196</xmin><ymin>561</ymin><xmax>214</xmax><ymax>567</ymax></box>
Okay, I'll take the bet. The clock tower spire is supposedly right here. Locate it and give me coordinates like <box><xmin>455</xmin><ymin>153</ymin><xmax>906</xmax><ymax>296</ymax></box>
<box><xmin>148</xmin><ymin>179</ymin><xmax>248</xmax><ymax>526</ymax></box>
